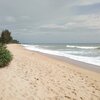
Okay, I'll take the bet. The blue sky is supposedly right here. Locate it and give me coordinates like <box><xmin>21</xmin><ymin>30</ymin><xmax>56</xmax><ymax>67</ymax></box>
<box><xmin>0</xmin><ymin>0</ymin><xmax>100</xmax><ymax>43</ymax></box>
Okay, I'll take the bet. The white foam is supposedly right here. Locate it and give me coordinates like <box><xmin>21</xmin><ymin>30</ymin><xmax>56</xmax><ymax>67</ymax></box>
<box><xmin>66</xmin><ymin>45</ymin><xmax>99</xmax><ymax>49</ymax></box>
<box><xmin>23</xmin><ymin>44</ymin><xmax>100</xmax><ymax>66</ymax></box>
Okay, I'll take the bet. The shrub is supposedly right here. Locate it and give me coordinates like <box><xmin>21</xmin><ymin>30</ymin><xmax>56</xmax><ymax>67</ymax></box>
<box><xmin>0</xmin><ymin>45</ymin><xmax>12</xmax><ymax>67</ymax></box>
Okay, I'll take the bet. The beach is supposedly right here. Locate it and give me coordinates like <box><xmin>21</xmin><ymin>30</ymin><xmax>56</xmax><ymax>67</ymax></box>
<box><xmin>0</xmin><ymin>44</ymin><xmax>100</xmax><ymax>100</ymax></box>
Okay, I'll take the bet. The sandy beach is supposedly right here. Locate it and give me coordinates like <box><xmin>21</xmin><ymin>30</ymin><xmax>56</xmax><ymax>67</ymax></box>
<box><xmin>0</xmin><ymin>44</ymin><xmax>100</xmax><ymax>100</ymax></box>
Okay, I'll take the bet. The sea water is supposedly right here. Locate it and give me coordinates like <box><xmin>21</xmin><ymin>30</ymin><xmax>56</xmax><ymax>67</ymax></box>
<box><xmin>22</xmin><ymin>43</ymin><xmax>100</xmax><ymax>66</ymax></box>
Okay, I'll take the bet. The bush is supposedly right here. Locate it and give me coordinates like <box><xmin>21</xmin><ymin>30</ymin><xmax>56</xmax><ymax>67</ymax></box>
<box><xmin>0</xmin><ymin>45</ymin><xmax>12</xmax><ymax>67</ymax></box>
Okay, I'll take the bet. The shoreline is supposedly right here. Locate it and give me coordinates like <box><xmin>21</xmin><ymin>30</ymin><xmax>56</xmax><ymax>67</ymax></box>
<box><xmin>39</xmin><ymin>52</ymin><xmax>100</xmax><ymax>73</ymax></box>
<box><xmin>21</xmin><ymin>44</ymin><xmax>100</xmax><ymax>79</ymax></box>
<box><xmin>0</xmin><ymin>44</ymin><xmax>99</xmax><ymax>100</ymax></box>
<box><xmin>21</xmin><ymin>44</ymin><xmax>100</xmax><ymax>80</ymax></box>
<box><xmin>22</xmin><ymin>44</ymin><xmax>100</xmax><ymax>73</ymax></box>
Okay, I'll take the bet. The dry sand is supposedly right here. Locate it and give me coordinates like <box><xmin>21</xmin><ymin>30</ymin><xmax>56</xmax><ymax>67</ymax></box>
<box><xmin>0</xmin><ymin>44</ymin><xmax>100</xmax><ymax>100</ymax></box>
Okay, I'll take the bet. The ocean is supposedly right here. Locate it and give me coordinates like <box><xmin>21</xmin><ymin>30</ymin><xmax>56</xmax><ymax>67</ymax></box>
<box><xmin>22</xmin><ymin>43</ymin><xmax>100</xmax><ymax>66</ymax></box>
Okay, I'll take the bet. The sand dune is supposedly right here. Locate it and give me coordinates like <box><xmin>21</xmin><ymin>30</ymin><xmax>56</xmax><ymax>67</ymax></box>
<box><xmin>0</xmin><ymin>44</ymin><xmax>100</xmax><ymax>100</ymax></box>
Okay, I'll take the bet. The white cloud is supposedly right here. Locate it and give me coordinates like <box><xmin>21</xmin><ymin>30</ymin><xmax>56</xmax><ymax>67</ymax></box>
<box><xmin>20</xmin><ymin>16</ymin><xmax>31</xmax><ymax>20</ymax></box>
<box><xmin>40</xmin><ymin>14</ymin><xmax>100</xmax><ymax>31</ymax></box>
<box><xmin>40</xmin><ymin>24</ymin><xmax>65</xmax><ymax>29</ymax></box>
<box><xmin>5</xmin><ymin>16</ymin><xmax>16</xmax><ymax>23</ymax></box>
<box><xmin>68</xmin><ymin>14</ymin><xmax>100</xmax><ymax>29</ymax></box>
<box><xmin>78</xmin><ymin>0</ymin><xmax>100</xmax><ymax>5</ymax></box>
<box><xmin>3</xmin><ymin>16</ymin><xmax>31</xmax><ymax>23</ymax></box>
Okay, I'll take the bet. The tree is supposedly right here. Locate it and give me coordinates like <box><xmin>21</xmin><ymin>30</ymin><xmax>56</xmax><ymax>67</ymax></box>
<box><xmin>0</xmin><ymin>37</ymin><xmax>1</xmax><ymax>43</ymax></box>
<box><xmin>0</xmin><ymin>29</ymin><xmax>19</xmax><ymax>44</ymax></box>
<box><xmin>1</xmin><ymin>30</ymin><xmax>12</xmax><ymax>44</ymax></box>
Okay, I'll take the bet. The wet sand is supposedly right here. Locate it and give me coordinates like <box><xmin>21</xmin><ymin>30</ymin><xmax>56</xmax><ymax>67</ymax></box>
<box><xmin>41</xmin><ymin>52</ymin><xmax>100</xmax><ymax>73</ymax></box>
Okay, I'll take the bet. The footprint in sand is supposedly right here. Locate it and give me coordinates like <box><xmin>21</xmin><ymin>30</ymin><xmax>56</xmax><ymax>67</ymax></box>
<box><xmin>72</xmin><ymin>91</ymin><xmax>77</xmax><ymax>95</ymax></box>
<box><xmin>34</xmin><ymin>77</ymin><xmax>39</xmax><ymax>81</ymax></box>
<box><xmin>65</xmin><ymin>95</ymin><xmax>71</xmax><ymax>99</ymax></box>
<box><xmin>80</xmin><ymin>97</ymin><xmax>83</xmax><ymax>100</ymax></box>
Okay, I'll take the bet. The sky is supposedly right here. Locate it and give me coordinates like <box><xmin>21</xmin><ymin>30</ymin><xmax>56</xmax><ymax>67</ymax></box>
<box><xmin>0</xmin><ymin>0</ymin><xmax>100</xmax><ymax>43</ymax></box>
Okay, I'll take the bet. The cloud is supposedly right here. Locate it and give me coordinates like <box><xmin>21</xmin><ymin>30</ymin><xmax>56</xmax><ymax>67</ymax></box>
<box><xmin>69</xmin><ymin>14</ymin><xmax>100</xmax><ymax>29</ymax></box>
<box><xmin>40</xmin><ymin>14</ymin><xmax>100</xmax><ymax>31</ymax></box>
<box><xmin>5</xmin><ymin>16</ymin><xmax>16</xmax><ymax>23</ymax></box>
<box><xmin>0</xmin><ymin>0</ymin><xmax>100</xmax><ymax>43</ymax></box>
<box><xmin>20</xmin><ymin>16</ymin><xmax>31</xmax><ymax>20</ymax></box>
<box><xmin>78</xmin><ymin>0</ymin><xmax>100</xmax><ymax>5</ymax></box>
<box><xmin>40</xmin><ymin>24</ymin><xmax>65</xmax><ymax>29</ymax></box>
<box><xmin>72</xmin><ymin>2</ymin><xmax>100</xmax><ymax>15</ymax></box>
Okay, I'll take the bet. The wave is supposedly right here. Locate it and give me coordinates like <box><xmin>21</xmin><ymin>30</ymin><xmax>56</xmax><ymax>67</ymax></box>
<box><xmin>66</xmin><ymin>45</ymin><xmax>100</xmax><ymax>49</ymax></box>
<box><xmin>23</xmin><ymin>44</ymin><xmax>100</xmax><ymax>66</ymax></box>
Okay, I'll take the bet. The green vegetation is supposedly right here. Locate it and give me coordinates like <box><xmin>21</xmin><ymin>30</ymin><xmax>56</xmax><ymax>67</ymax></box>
<box><xmin>0</xmin><ymin>44</ymin><xmax>12</xmax><ymax>67</ymax></box>
<box><xmin>0</xmin><ymin>29</ymin><xmax>19</xmax><ymax>44</ymax></box>
<box><xmin>0</xmin><ymin>29</ymin><xmax>18</xmax><ymax>67</ymax></box>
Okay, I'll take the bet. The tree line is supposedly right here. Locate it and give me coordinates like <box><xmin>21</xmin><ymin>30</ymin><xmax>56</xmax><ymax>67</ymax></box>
<box><xmin>0</xmin><ymin>29</ymin><xmax>19</xmax><ymax>44</ymax></box>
